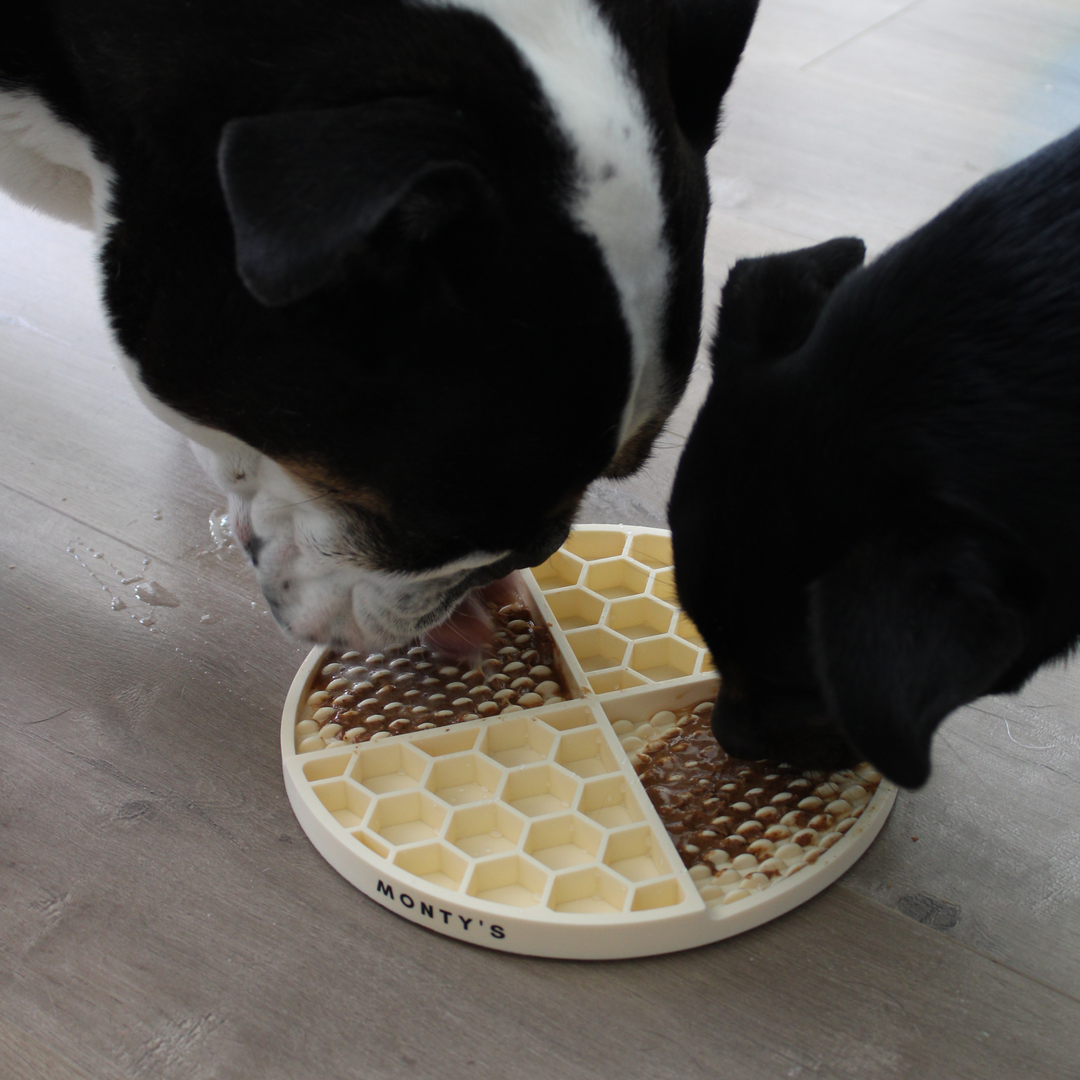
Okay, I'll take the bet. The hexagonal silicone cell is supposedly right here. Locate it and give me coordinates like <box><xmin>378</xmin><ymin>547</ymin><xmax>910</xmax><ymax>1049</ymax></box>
<box><xmin>544</xmin><ymin>587</ymin><xmax>605</xmax><ymax>631</ymax></box>
<box><xmin>354</xmin><ymin>830</ymin><xmax>391</xmax><ymax>859</ymax></box>
<box><xmin>628</xmin><ymin>637</ymin><xmax>700</xmax><ymax>682</ymax></box>
<box><xmin>312</xmin><ymin>779</ymin><xmax>372</xmax><ymax>829</ymax></box>
<box><xmin>587</xmin><ymin>669</ymin><xmax>647</xmax><ymax>694</ymax></box>
<box><xmin>394</xmin><ymin>842</ymin><xmax>469</xmax><ymax>891</ymax></box>
<box><xmin>301</xmin><ymin>753</ymin><xmax>351</xmax><ymax>782</ymax></box>
<box><xmin>532</xmin><ymin>550</ymin><xmax>584</xmax><ymax>591</ymax></box>
<box><xmin>465</xmin><ymin>854</ymin><xmax>548</xmax><ymax>908</ymax></box>
<box><xmin>367</xmin><ymin>791</ymin><xmax>447</xmax><ymax>847</ymax></box>
<box><xmin>548</xmin><ymin>866</ymin><xmax>628</xmax><ymax>914</ymax></box>
<box><xmin>603</xmin><ymin>824</ymin><xmax>671</xmax><ymax>882</ymax></box>
<box><xmin>562</xmin><ymin>530</ymin><xmax>627</xmax><ymax>561</ymax></box>
<box><xmin>630</xmin><ymin>878</ymin><xmax>684</xmax><ymax>911</ymax></box>
<box><xmin>649</xmin><ymin>568</ymin><xmax>678</xmax><ymax>603</ymax></box>
<box><xmin>605</xmin><ymin>596</ymin><xmax>676</xmax><ymax>640</ymax></box>
<box><xmin>554</xmin><ymin>728</ymin><xmax>619</xmax><ymax>779</ymax></box>
<box><xmin>412</xmin><ymin>725</ymin><xmax>481</xmax><ymax>758</ymax></box>
<box><xmin>564</xmin><ymin>626</ymin><xmax>628</xmax><ymax>673</ymax></box>
<box><xmin>536</xmin><ymin>705</ymin><xmax>596</xmax><ymax>732</ymax></box>
<box><xmin>502</xmin><ymin>764</ymin><xmax>579</xmax><ymax>817</ymax></box>
<box><xmin>524</xmin><ymin>814</ymin><xmax>603</xmax><ymax>870</ymax></box>
<box><xmin>629</xmin><ymin>533</ymin><xmax>673</xmax><ymax>569</ymax></box>
<box><xmin>480</xmin><ymin>716</ymin><xmax>555</xmax><ymax>767</ymax></box>
<box><xmin>583</xmin><ymin>558</ymin><xmax>651</xmax><ymax>600</ymax></box>
<box><xmin>426</xmin><ymin>753</ymin><xmax>504</xmax><ymax>806</ymax></box>
<box><xmin>577</xmin><ymin>775</ymin><xmax>647</xmax><ymax>828</ymax></box>
<box><xmin>349</xmin><ymin>741</ymin><xmax>428</xmax><ymax>794</ymax></box>
<box><xmin>446</xmin><ymin>802</ymin><xmax>526</xmax><ymax>858</ymax></box>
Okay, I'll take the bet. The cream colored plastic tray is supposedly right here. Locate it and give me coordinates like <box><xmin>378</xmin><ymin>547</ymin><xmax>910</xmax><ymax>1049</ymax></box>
<box><xmin>280</xmin><ymin>526</ymin><xmax>896</xmax><ymax>959</ymax></box>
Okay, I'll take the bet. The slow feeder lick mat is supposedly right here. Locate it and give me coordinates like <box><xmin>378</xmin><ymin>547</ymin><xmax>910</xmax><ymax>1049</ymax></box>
<box><xmin>281</xmin><ymin>525</ymin><xmax>896</xmax><ymax>960</ymax></box>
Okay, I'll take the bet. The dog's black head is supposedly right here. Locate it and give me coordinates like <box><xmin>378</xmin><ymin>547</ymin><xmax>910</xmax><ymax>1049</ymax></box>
<box><xmin>74</xmin><ymin>0</ymin><xmax>759</xmax><ymax>648</ymax></box>
<box><xmin>670</xmin><ymin>237</ymin><xmax>1041</xmax><ymax>787</ymax></box>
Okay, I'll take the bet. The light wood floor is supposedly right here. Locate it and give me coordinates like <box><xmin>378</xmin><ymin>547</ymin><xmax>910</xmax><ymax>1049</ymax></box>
<box><xmin>2</xmin><ymin>3</ymin><xmax>1080</xmax><ymax>1078</ymax></box>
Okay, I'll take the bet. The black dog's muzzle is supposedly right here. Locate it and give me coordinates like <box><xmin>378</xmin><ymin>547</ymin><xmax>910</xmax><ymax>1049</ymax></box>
<box><xmin>712</xmin><ymin>687</ymin><xmax>861</xmax><ymax>771</ymax></box>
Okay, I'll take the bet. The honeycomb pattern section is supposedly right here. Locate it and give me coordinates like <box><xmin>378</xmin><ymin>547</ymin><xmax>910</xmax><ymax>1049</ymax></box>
<box><xmin>299</xmin><ymin>705</ymin><xmax>684</xmax><ymax>915</ymax></box>
<box><xmin>531</xmin><ymin>528</ymin><xmax>714</xmax><ymax>693</ymax></box>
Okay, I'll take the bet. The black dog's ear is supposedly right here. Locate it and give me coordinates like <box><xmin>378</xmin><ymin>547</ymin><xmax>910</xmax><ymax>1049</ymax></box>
<box><xmin>715</xmin><ymin>237</ymin><xmax>866</xmax><ymax>364</ymax></box>
<box><xmin>668</xmin><ymin>0</ymin><xmax>759</xmax><ymax>153</ymax></box>
<box><xmin>218</xmin><ymin>98</ymin><xmax>501</xmax><ymax>306</ymax></box>
<box><xmin>808</xmin><ymin>532</ymin><xmax>1030</xmax><ymax>788</ymax></box>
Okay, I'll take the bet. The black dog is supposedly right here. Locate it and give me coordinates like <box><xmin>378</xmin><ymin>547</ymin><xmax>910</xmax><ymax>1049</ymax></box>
<box><xmin>670</xmin><ymin>125</ymin><xmax>1080</xmax><ymax>788</ymax></box>
<box><xmin>1</xmin><ymin>0</ymin><xmax>756</xmax><ymax>650</ymax></box>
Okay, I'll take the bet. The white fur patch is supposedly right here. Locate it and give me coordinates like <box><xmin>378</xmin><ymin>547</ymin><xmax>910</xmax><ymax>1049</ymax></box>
<box><xmin>423</xmin><ymin>0</ymin><xmax>671</xmax><ymax>448</ymax></box>
<box><xmin>146</xmin><ymin>394</ymin><xmax>511</xmax><ymax>648</ymax></box>
<box><xmin>0</xmin><ymin>89</ymin><xmax>114</xmax><ymax>231</ymax></box>
<box><xmin>188</xmin><ymin>437</ymin><xmax>508</xmax><ymax>647</ymax></box>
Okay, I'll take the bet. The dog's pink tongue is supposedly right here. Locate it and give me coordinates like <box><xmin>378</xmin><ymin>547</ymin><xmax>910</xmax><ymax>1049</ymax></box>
<box><xmin>423</xmin><ymin>576</ymin><xmax>523</xmax><ymax>657</ymax></box>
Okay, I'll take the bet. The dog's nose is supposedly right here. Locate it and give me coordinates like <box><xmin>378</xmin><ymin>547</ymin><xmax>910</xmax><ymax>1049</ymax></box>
<box><xmin>710</xmin><ymin>704</ymin><xmax>773</xmax><ymax>761</ymax></box>
<box><xmin>465</xmin><ymin>520</ymin><xmax>573</xmax><ymax>588</ymax></box>
<box><xmin>507</xmin><ymin>519</ymin><xmax>573</xmax><ymax>571</ymax></box>
<box><xmin>713</xmin><ymin>690</ymin><xmax>861</xmax><ymax>770</ymax></box>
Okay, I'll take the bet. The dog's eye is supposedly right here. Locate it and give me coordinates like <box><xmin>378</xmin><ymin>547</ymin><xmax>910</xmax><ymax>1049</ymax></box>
<box><xmin>233</xmin><ymin>469</ymin><xmax>246</xmax><ymax>482</ymax></box>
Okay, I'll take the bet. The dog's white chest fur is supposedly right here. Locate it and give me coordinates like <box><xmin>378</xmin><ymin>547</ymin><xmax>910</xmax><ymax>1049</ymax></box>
<box><xmin>427</xmin><ymin>0</ymin><xmax>671</xmax><ymax>447</ymax></box>
<box><xmin>0</xmin><ymin>89</ymin><xmax>114</xmax><ymax>231</ymax></box>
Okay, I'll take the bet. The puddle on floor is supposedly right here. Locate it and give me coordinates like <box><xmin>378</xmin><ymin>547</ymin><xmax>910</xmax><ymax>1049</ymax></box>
<box><xmin>67</xmin><ymin>539</ymin><xmax>176</xmax><ymax>630</ymax></box>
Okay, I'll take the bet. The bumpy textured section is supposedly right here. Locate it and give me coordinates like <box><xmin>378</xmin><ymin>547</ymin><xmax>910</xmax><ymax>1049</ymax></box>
<box><xmin>296</xmin><ymin>601</ymin><xmax>573</xmax><ymax>748</ymax></box>
<box><xmin>625</xmin><ymin>703</ymin><xmax>882</xmax><ymax>908</ymax></box>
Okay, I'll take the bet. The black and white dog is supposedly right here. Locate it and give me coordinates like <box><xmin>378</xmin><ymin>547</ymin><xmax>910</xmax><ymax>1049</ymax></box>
<box><xmin>670</xmin><ymin>125</ymin><xmax>1080</xmax><ymax>788</ymax></box>
<box><xmin>1</xmin><ymin>0</ymin><xmax>757</xmax><ymax>650</ymax></box>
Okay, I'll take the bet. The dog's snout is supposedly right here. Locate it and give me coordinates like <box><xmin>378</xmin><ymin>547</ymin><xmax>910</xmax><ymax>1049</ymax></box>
<box><xmin>509</xmin><ymin>520</ymin><xmax>573</xmax><ymax>571</ymax></box>
<box><xmin>713</xmin><ymin>687</ymin><xmax>860</xmax><ymax>770</ymax></box>
<box><xmin>711</xmin><ymin>694</ymin><xmax>771</xmax><ymax>760</ymax></box>
<box><xmin>463</xmin><ymin>520</ymin><xmax>573</xmax><ymax>589</ymax></box>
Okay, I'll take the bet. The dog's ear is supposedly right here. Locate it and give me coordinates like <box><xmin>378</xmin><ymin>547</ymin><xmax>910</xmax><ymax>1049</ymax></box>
<box><xmin>714</xmin><ymin>237</ymin><xmax>866</xmax><ymax>365</ymax></box>
<box><xmin>218</xmin><ymin>98</ymin><xmax>501</xmax><ymax>306</ymax></box>
<box><xmin>668</xmin><ymin>0</ymin><xmax>759</xmax><ymax>153</ymax></box>
<box><xmin>808</xmin><ymin>531</ymin><xmax>1030</xmax><ymax>788</ymax></box>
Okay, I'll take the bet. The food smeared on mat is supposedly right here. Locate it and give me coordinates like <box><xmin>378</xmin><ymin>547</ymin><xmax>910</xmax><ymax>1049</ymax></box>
<box><xmin>617</xmin><ymin>702</ymin><xmax>883</xmax><ymax>906</ymax></box>
<box><xmin>295</xmin><ymin>600</ymin><xmax>572</xmax><ymax>750</ymax></box>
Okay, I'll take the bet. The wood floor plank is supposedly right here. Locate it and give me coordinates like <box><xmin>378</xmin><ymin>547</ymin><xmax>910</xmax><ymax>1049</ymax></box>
<box><xmin>0</xmin><ymin>204</ymin><xmax>105</xmax><ymax>357</ymax></box>
<box><xmin>711</xmin><ymin>61</ymin><xmax>1058</xmax><ymax>254</ymax></box>
<box><xmin>809</xmin><ymin>0</ymin><xmax>1080</xmax><ymax>135</ymax></box>
<box><xmin>0</xmin><ymin>213</ymin><xmax>265</xmax><ymax>592</ymax></box>
<box><xmin>0</xmin><ymin>1015</ymin><xmax>119</xmax><ymax>1080</ymax></box>
<box><xmin>743</xmin><ymin>0</ymin><xmax>915</xmax><ymax>69</ymax></box>
<box><xmin>841</xmin><ymin>659</ymin><xmax>1080</xmax><ymax>996</ymax></box>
